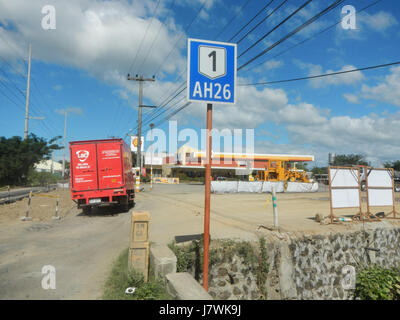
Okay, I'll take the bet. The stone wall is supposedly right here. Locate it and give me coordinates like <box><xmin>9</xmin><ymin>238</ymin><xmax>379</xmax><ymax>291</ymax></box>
<box><xmin>182</xmin><ymin>227</ymin><xmax>400</xmax><ymax>300</ymax></box>
<box><xmin>286</xmin><ymin>227</ymin><xmax>400</xmax><ymax>300</ymax></box>
<box><xmin>207</xmin><ymin>257</ymin><xmax>261</xmax><ymax>300</ymax></box>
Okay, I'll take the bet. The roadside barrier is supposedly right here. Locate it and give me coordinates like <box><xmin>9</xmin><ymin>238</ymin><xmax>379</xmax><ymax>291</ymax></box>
<box><xmin>153</xmin><ymin>177</ymin><xmax>179</xmax><ymax>184</ymax></box>
<box><xmin>20</xmin><ymin>192</ymin><xmax>61</xmax><ymax>221</ymax></box>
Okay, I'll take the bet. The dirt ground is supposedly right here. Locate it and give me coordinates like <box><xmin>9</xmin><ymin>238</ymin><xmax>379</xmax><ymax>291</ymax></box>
<box><xmin>0</xmin><ymin>183</ymin><xmax>399</xmax><ymax>299</ymax></box>
<box><xmin>0</xmin><ymin>189</ymin><xmax>75</xmax><ymax>226</ymax></box>
<box><xmin>143</xmin><ymin>185</ymin><xmax>400</xmax><ymax>244</ymax></box>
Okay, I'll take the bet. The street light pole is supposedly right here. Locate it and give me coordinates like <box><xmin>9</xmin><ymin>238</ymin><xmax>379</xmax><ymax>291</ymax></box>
<box><xmin>62</xmin><ymin>111</ymin><xmax>67</xmax><ymax>178</ymax></box>
<box><xmin>24</xmin><ymin>44</ymin><xmax>32</xmax><ymax>139</ymax></box>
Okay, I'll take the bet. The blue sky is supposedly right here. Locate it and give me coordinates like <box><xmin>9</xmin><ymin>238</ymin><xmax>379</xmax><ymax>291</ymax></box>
<box><xmin>0</xmin><ymin>0</ymin><xmax>399</xmax><ymax>166</ymax></box>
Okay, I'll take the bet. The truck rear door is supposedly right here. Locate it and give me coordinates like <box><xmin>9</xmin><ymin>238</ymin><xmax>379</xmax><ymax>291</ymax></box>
<box><xmin>70</xmin><ymin>143</ymin><xmax>98</xmax><ymax>191</ymax></box>
<box><xmin>97</xmin><ymin>142</ymin><xmax>124</xmax><ymax>190</ymax></box>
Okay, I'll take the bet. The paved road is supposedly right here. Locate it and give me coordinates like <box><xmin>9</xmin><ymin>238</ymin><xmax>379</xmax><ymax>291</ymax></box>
<box><xmin>0</xmin><ymin>205</ymin><xmax>131</xmax><ymax>299</ymax></box>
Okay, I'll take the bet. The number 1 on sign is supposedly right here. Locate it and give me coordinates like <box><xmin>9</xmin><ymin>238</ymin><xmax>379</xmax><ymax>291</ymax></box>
<box><xmin>208</xmin><ymin>51</ymin><xmax>216</xmax><ymax>72</ymax></box>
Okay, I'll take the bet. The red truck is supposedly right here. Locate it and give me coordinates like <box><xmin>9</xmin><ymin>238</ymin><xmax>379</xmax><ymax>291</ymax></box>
<box><xmin>69</xmin><ymin>138</ymin><xmax>135</xmax><ymax>213</ymax></box>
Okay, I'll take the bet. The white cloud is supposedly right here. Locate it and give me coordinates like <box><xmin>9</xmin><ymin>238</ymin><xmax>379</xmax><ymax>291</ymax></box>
<box><xmin>361</xmin><ymin>66</ymin><xmax>400</xmax><ymax>107</ymax></box>
<box><xmin>263</xmin><ymin>59</ymin><xmax>284</xmax><ymax>71</ymax></box>
<box><xmin>295</xmin><ymin>60</ymin><xmax>365</xmax><ymax>88</ymax></box>
<box><xmin>343</xmin><ymin>93</ymin><xmax>360</xmax><ymax>104</ymax></box>
<box><xmin>0</xmin><ymin>0</ymin><xmax>185</xmax><ymax>93</ymax></box>
<box><xmin>52</xmin><ymin>84</ymin><xmax>62</xmax><ymax>91</ymax></box>
<box><xmin>358</xmin><ymin>11</ymin><xmax>398</xmax><ymax>32</ymax></box>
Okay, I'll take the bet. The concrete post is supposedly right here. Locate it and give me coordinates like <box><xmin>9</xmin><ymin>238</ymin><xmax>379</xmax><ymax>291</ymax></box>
<box><xmin>272</xmin><ymin>187</ymin><xmax>279</xmax><ymax>228</ymax></box>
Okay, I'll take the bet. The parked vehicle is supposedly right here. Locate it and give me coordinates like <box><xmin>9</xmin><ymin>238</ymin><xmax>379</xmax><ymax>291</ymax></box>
<box><xmin>69</xmin><ymin>138</ymin><xmax>135</xmax><ymax>213</ymax></box>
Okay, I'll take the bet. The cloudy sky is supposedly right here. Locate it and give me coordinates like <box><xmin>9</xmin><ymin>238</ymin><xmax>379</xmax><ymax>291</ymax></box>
<box><xmin>0</xmin><ymin>0</ymin><xmax>399</xmax><ymax>166</ymax></box>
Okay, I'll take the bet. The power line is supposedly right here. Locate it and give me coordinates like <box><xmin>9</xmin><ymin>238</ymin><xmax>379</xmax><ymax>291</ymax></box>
<box><xmin>139</xmin><ymin>0</ymin><xmax>259</xmax><ymax>133</ymax></box>
<box><xmin>141</xmin><ymin>1</ymin><xmax>347</xmax><ymax>130</ymax></box>
<box><xmin>245</xmin><ymin>0</ymin><xmax>384</xmax><ymax>73</ymax></box>
<box><xmin>238</xmin><ymin>0</ymin><xmax>311</xmax><ymax>59</ymax></box>
<box><xmin>137</xmin><ymin>0</ymin><xmax>178</xmax><ymax>74</ymax></box>
<box><xmin>214</xmin><ymin>0</ymin><xmax>253</xmax><ymax>40</ymax></box>
<box><xmin>228</xmin><ymin>0</ymin><xmax>275</xmax><ymax>41</ymax></box>
<box><xmin>236</xmin><ymin>0</ymin><xmax>288</xmax><ymax>45</ymax></box>
<box><xmin>152</xmin><ymin>0</ymin><xmax>210</xmax><ymax>77</ymax></box>
<box><xmin>238</xmin><ymin>61</ymin><xmax>400</xmax><ymax>86</ymax></box>
<box><xmin>237</xmin><ymin>0</ymin><xmax>346</xmax><ymax>71</ymax></box>
<box><xmin>109</xmin><ymin>0</ymin><xmax>163</xmax><ymax>136</ymax></box>
<box><xmin>125</xmin><ymin>0</ymin><xmax>348</xmax><ymax>135</ymax></box>
<box><xmin>127</xmin><ymin>0</ymin><xmax>162</xmax><ymax>75</ymax></box>
<box><xmin>140</xmin><ymin>0</ymin><xmax>296</xmax><ymax>129</ymax></box>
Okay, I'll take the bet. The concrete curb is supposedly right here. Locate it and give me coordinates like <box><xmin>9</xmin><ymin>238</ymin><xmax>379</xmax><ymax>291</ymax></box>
<box><xmin>150</xmin><ymin>243</ymin><xmax>177</xmax><ymax>279</ymax></box>
<box><xmin>165</xmin><ymin>272</ymin><xmax>213</xmax><ymax>300</ymax></box>
<box><xmin>150</xmin><ymin>243</ymin><xmax>212</xmax><ymax>300</ymax></box>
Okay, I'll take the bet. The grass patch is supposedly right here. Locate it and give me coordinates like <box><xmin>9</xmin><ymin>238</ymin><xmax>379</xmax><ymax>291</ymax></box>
<box><xmin>103</xmin><ymin>248</ymin><xmax>171</xmax><ymax>300</ymax></box>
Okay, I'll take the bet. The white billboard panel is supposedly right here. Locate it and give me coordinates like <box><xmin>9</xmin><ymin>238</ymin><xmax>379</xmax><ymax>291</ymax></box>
<box><xmin>330</xmin><ymin>168</ymin><xmax>359</xmax><ymax>187</ymax></box>
<box><xmin>368</xmin><ymin>189</ymin><xmax>393</xmax><ymax>207</ymax></box>
<box><xmin>367</xmin><ymin>169</ymin><xmax>392</xmax><ymax>188</ymax></box>
<box><xmin>331</xmin><ymin>189</ymin><xmax>360</xmax><ymax>208</ymax></box>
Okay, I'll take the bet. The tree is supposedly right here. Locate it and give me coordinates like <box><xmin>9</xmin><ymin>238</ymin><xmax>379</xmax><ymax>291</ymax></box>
<box><xmin>383</xmin><ymin>161</ymin><xmax>400</xmax><ymax>171</ymax></box>
<box><xmin>312</xmin><ymin>166</ymin><xmax>328</xmax><ymax>175</ymax></box>
<box><xmin>296</xmin><ymin>162</ymin><xmax>308</xmax><ymax>171</ymax></box>
<box><xmin>0</xmin><ymin>134</ymin><xmax>61</xmax><ymax>186</ymax></box>
<box><xmin>332</xmin><ymin>154</ymin><xmax>369</xmax><ymax>166</ymax></box>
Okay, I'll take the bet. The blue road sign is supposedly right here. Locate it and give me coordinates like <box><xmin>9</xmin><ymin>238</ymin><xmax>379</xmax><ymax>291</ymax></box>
<box><xmin>187</xmin><ymin>38</ymin><xmax>237</xmax><ymax>105</ymax></box>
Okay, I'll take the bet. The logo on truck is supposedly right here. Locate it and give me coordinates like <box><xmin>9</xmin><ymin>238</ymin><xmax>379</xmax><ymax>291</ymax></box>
<box><xmin>76</xmin><ymin>150</ymin><xmax>89</xmax><ymax>162</ymax></box>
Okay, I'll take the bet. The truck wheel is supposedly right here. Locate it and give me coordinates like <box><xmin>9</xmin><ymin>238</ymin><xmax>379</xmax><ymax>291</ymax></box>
<box><xmin>121</xmin><ymin>203</ymin><xmax>129</xmax><ymax>212</ymax></box>
<box><xmin>82</xmin><ymin>206</ymin><xmax>92</xmax><ymax>214</ymax></box>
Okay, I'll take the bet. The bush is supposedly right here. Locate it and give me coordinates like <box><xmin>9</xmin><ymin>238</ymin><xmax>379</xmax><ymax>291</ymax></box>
<box><xmin>354</xmin><ymin>266</ymin><xmax>400</xmax><ymax>300</ymax></box>
<box><xmin>26</xmin><ymin>169</ymin><xmax>60</xmax><ymax>186</ymax></box>
<box><xmin>103</xmin><ymin>248</ymin><xmax>171</xmax><ymax>300</ymax></box>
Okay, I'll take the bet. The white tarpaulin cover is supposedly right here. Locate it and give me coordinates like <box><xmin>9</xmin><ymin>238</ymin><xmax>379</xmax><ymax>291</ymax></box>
<box><xmin>211</xmin><ymin>181</ymin><xmax>317</xmax><ymax>193</ymax></box>
<box><xmin>368</xmin><ymin>169</ymin><xmax>392</xmax><ymax>188</ymax></box>
<box><xmin>211</xmin><ymin>181</ymin><xmax>239</xmax><ymax>193</ymax></box>
<box><xmin>237</xmin><ymin>181</ymin><xmax>263</xmax><ymax>193</ymax></box>
<box><xmin>261</xmin><ymin>181</ymin><xmax>284</xmax><ymax>193</ymax></box>
<box><xmin>286</xmin><ymin>182</ymin><xmax>319</xmax><ymax>192</ymax></box>
<box><xmin>330</xmin><ymin>168</ymin><xmax>359</xmax><ymax>187</ymax></box>
<box><xmin>368</xmin><ymin>189</ymin><xmax>393</xmax><ymax>207</ymax></box>
<box><xmin>367</xmin><ymin>169</ymin><xmax>393</xmax><ymax>206</ymax></box>
<box><xmin>329</xmin><ymin>167</ymin><xmax>360</xmax><ymax>209</ymax></box>
<box><xmin>331</xmin><ymin>189</ymin><xmax>360</xmax><ymax>208</ymax></box>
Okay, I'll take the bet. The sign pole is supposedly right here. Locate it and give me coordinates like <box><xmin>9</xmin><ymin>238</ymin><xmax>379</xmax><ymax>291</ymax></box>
<box><xmin>187</xmin><ymin>38</ymin><xmax>236</xmax><ymax>291</ymax></box>
<box><xmin>203</xmin><ymin>103</ymin><xmax>212</xmax><ymax>291</ymax></box>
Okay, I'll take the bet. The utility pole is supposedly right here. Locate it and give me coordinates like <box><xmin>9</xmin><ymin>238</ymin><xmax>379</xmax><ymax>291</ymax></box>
<box><xmin>24</xmin><ymin>44</ymin><xmax>32</xmax><ymax>139</ymax></box>
<box><xmin>150</xmin><ymin>123</ymin><xmax>154</xmax><ymax>191</ymax></box>
<box><xmin>127</xmin><ymin>74</ymin><xmax>155</xmax><ymax>176</ymax></box>
<box><xmin>62</xmin><ymin>111</ymin><xmax>67</xmax><ymax>178</ymax></box>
